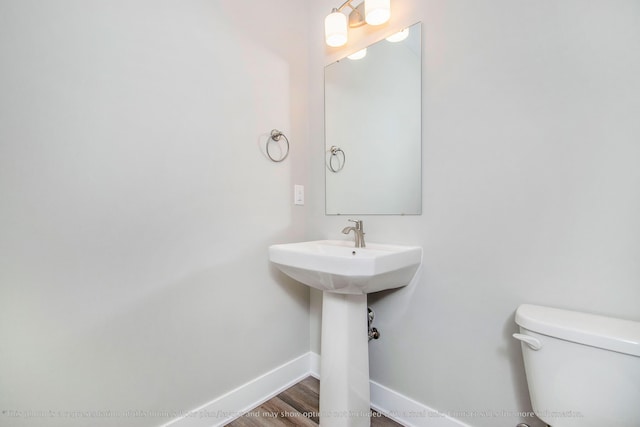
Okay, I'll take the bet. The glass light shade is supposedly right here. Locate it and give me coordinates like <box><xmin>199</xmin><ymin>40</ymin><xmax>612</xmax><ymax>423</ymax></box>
<box><xmin>365</xmin><ymin>0</ymin><xmax>390</xmax><ymax>26</ymax></box>
<box><xmin>325</xmin><ymin>11</ymin><xmax>348</xmax><ymax>47</ymax></box>
<box><xmin>386</xmin><ymin>28</ymin><xmax>409</xmax><ymax>42</ymax></box>
<box><xmin>347</xmin><ymin>48</ymin><xmax>367</xmax><ymax>60</ymax></box>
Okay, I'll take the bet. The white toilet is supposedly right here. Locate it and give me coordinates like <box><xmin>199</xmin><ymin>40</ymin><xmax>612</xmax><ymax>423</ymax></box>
<box><xmin>513</xmin><ymin>304</ymin><xmax>640</xmax><ymax>427</ymax></box>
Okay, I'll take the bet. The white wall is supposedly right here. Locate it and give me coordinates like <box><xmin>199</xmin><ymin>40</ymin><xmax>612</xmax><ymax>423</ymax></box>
<box><xmin>0</xmin><ymin>1</ymin><xmax>310</xmax><ymax>426</ymax></box>
<box><xmin>307</xmin><ymin>1</ymin><xmax>640</xmax><ymax>426</ymax></box>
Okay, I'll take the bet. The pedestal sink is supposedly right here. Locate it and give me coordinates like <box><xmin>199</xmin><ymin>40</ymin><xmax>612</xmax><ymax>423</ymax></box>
<box><xmin>269</xmin><ymin>240</ymin><xmax>422</xmax><ymax>426</ymax></box>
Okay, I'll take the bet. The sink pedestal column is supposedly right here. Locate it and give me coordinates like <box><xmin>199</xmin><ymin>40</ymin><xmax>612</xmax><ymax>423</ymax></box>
<box><xmin>320</xmin><ymin>292</ymin><xmax>370</xmax><ymax>427</ymax></box>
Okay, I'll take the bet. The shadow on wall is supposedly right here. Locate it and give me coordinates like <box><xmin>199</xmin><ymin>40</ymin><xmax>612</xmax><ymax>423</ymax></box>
<box><xmin>501</xmin><ymin>312</ymin><xmax>547</xmax><ymax>427</ymax></box>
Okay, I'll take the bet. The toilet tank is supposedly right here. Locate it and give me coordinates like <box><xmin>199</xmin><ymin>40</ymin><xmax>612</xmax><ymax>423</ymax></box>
<box><xmin>514</xmin><ymin>304</ymin><xmax>640</xmax><ymax>427</ymax></box>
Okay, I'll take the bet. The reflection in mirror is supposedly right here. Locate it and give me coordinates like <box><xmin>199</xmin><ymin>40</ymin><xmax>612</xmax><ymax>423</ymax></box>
<box><xmin>325</xmin><ymin>22</ymin><xmax>422</xmax><ymax>215</ymax></box>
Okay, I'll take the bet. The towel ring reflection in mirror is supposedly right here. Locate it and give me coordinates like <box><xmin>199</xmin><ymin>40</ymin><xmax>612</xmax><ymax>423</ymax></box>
<box><xmin>327</xmin><ymin>146</ymin><xmax>345</xmax><ymax>172</ymax></box>
<box><xmin>266</xmin><ymin>129</ymin><xmax>289</xmax><ymax>162</ymax></box>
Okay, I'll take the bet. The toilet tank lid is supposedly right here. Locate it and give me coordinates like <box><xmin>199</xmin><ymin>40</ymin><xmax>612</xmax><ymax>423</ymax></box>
<box><xmin>515</xmin><ymin>304</ymin><xmax>640</xmax><ymax>357</ymax></box>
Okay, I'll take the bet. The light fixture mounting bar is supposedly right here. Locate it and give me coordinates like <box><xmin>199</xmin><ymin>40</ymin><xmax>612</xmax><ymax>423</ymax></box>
<box><xmin>334</xmin><ymin>0</ymin><xmax>366</xmax><ymax>28</ymax></box>
<box><xmin>335</xmin><ymin>0</ymin><xmax>356</xmax><ymax>12</ymax></box>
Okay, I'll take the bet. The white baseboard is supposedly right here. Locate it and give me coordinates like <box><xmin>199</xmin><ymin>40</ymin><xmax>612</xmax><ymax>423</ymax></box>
<box><xmin>370</xmin><ymin>380</ymin><xmax>472</xmax><ymax>427</ymax></box>
<box><xmin>159</xmin><ymin>353</ymin><xmax>312</xmax><ymax>427</ymax></box>
<box><xmin>160</xmin><ymin>351</ymin><xmax>471</xmax><ymax>427</ymax></box>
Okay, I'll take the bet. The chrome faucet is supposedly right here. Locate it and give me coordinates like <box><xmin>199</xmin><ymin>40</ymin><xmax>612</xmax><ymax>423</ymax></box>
<box><xmin>342</xmin><ymin>219</ymin><xmax>365</xmax><ymax>248</ymax></box>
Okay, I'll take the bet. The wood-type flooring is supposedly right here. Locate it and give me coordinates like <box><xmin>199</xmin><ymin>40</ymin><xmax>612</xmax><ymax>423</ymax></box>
<box><xmin>225</xmin><ymin>376</ymin><xmax>402</xmax><ymax>426</ymax></box>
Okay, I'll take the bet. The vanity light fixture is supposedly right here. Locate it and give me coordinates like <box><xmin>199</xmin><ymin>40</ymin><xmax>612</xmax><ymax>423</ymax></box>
<box><xmin>324</xmin><ymin>0</ymin><xmax>391</xmax><ymax>47</ymax></box>
<box><xmin>365</xmin><ymin>0</ymin><xmax>391</xmax><ymax>25</ymax></box>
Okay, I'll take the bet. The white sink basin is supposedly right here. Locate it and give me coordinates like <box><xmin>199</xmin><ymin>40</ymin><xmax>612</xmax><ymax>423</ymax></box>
<box><xmin>269</xmin><ymin>240</ymin><xmax>422</xmax><ymax>294</ymax></box>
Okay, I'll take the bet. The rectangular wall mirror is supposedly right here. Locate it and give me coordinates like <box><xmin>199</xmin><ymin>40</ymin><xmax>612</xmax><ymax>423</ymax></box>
<box><xmin>325</xmin><ymin>22</ymin><xmax>422</xmax><ymax>215</ymax></box>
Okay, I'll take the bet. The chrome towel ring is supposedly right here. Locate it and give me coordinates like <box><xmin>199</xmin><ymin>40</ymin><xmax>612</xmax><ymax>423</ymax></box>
<box><xmin>266</xmin><ymin>129</ymin><xmax>289</xmax><ymax>162</ymax></box>
<box><xmin>327</xmin><ymin>146</ymin><xmax>345</xmax><ymax>172</ymax></box>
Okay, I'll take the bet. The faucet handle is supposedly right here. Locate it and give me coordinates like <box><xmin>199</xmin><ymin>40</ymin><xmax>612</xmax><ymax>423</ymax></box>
<box><xmin>348</xmin><ymin>219</ymin><xmax>363</xmax><ymax>230</ymax></box>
